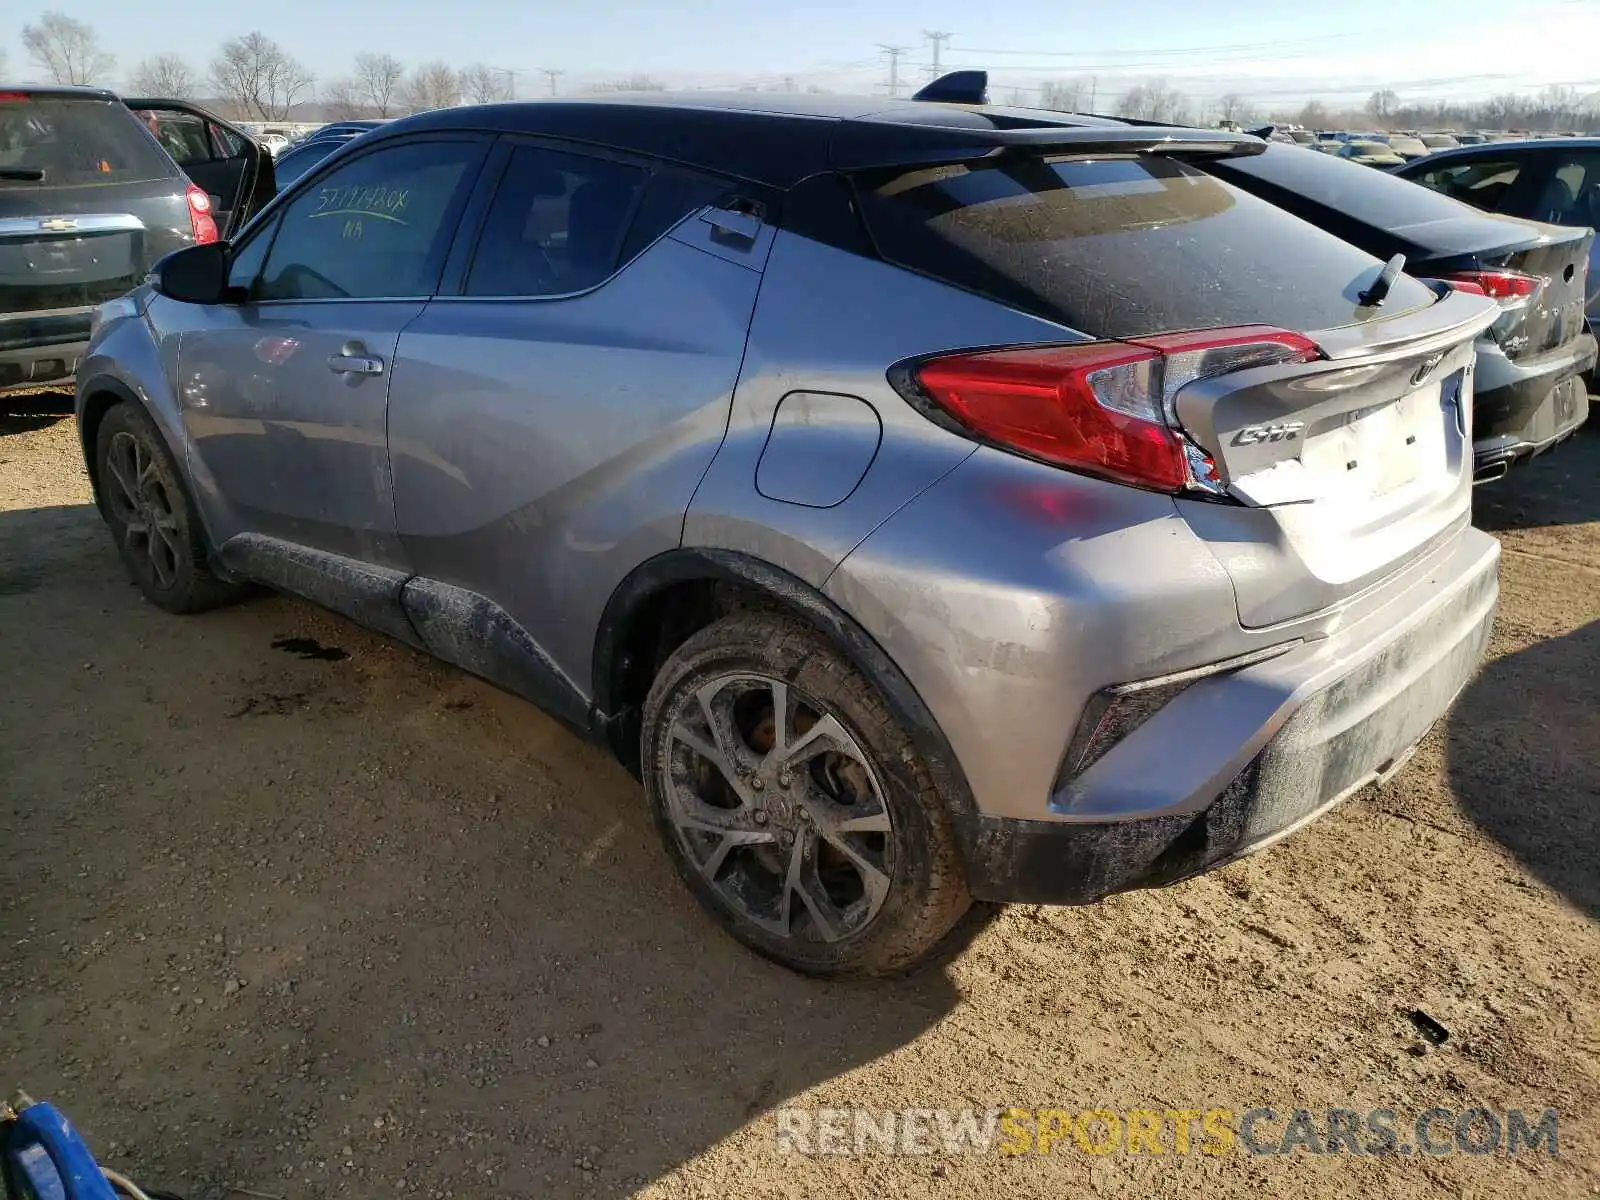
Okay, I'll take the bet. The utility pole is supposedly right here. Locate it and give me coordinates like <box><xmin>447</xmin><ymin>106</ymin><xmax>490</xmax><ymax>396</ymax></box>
<box><xmin>877</xmin><ymin>45</ymin><xmax>909</xmax><ymax>97</ymax></box>
<box><xmin>1088</xmin><ymin>75</ymin><xmax>1097</xmax><ymax>111</ymax></box>
<box><xmin>537</xmin><ymin>68</ymin><xmax>565</xmax><ymax>97</ymax></box>
<box><xmin>923</xmin><ymin>30</ymin><xmax>952</xmax><ymax>81</ymax></box>
<box><xmin>488</xmin><ymin>66</ymin><xmax>519</xmax><ymax>100</ymax></box>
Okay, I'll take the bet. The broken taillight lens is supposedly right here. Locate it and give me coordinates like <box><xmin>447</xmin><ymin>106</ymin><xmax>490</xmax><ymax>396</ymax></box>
<box><xmin>905</xmin><ymin>326</ymin><xmax>1320</xmax><ymax>494</ymax></box>
<box><xmin>1438</xmin><ymin>269</ymin><xmax>1543</xmax><ymax>304</ymax></box>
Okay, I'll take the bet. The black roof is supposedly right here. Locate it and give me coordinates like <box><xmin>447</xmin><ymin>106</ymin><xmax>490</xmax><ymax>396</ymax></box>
<box><xmin>372</xmin><ymin>91</ymin><xmax>1259</xmax><ymax>188</ymax></box>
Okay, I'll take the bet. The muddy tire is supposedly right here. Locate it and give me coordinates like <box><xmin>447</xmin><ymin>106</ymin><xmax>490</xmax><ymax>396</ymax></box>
<box><xmin>95</xmin><ymin>402</ymin><xmax>244</xmax><ymax>614</ymax></box>
<box><xmin>642</xmin><ymin>611</ymin><xmax>971</xmax><ymax>976</ymax></box>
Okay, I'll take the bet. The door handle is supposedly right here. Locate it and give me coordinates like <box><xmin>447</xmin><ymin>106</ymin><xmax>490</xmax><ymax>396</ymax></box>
<box><xmin>328</xmin><ymin>340</ymin><xmax>384</xmax><ymax>376</ymax></box>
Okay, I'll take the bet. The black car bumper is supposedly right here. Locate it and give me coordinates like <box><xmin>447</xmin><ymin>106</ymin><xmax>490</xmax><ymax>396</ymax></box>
<box><xmin>1471</xmin><ymin>332</ymin><xmax>1596</xmax><ymax>480</ymax></box>
<box><xmin>0</xmin><ymin>311</ymin><xmax>92</xmax><ymax>393</ymax></box>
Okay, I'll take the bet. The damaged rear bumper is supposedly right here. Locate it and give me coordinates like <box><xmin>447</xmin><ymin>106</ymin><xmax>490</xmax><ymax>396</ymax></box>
<box><xmin>1471</xmin><ymin>332</ymin><xmax>1595</xmax><ymax>479</ymax></box>
<box><xmin>955</xmin><ymin>527</ymin><xmax>1499</xmax><ymax>906</ymax></box>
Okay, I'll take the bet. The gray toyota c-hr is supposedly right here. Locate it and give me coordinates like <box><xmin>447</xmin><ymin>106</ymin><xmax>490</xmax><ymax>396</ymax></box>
<box><xmin>77</xmin><ymin>85</ymin><xmax>1502</xmax><ymax>975</ymax></box>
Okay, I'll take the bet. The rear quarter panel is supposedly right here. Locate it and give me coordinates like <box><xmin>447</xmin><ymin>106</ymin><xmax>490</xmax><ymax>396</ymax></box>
<box><xmin>683</xmin><ymin>229</ymin><xmax>1084</xmax><ymax>584</ymax></box>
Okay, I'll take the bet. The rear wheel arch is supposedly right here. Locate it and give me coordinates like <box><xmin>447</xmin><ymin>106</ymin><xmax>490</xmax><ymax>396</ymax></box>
<box><xmin>592</xmin><ymin>547</ymin><xmax>982</xmax><ymax>839</ymax></box>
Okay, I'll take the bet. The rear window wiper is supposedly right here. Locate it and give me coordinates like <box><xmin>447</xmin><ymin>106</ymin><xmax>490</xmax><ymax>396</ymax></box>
<box><xmin>0</xmin><ymin>168</ymin><xmax>46</xmax><ymax>181</ymax></box>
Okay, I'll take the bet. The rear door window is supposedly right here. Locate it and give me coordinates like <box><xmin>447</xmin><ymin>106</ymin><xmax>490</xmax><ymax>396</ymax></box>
<box><xmin>1531</xmin><ymin>152</ymin><xmax>1600</xmax><ymax>224</ymax></box>
<box><xmin>0</xmin><ymin>93</ymin><xmax>176</xmax><ymax>187</ymax></box>
<box><xmin>1407</xmin><ymin>157</ymin><xmax>1525</xmax><ymax>213</ymax></box>
<box><xmin>464</xmin><ymin>145</ymin><xmax>646</xmax><ymax>297</ymax></box>
<box><xmin>135</xmin><ymin>109</ymin><xmax>213</xmax><ymax>167</ymax></box>
<box><xmin>853</xmin><ymin>153</ymin><xmax>1432</xmax><ymax>338</ymax></box>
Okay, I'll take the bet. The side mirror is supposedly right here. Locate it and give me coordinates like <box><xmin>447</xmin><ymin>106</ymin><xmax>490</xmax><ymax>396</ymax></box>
<box><xmin>153</xmin><ymin>241</ymin><xmax>230</xmax><ymax>304</ymax></box>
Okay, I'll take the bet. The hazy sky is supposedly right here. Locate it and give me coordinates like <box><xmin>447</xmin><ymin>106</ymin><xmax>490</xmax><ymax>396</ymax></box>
<box><xmin>4</xmin><ymin>0</ymin><xmax>1597</xmax><ymax>108</ymax></box>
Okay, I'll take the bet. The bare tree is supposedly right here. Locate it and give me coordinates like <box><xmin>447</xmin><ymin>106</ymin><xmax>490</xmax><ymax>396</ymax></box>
<box><xmin>22</xmin><ymin>11</ymin><xmax>115</xmax><ymax>85</ymax></box>
<box><xmin>587</xmin><ymin>75</ymin><xmax>667</xmax><ymax>93</ymax></box>
<box><xmin>1298</xmin><ymin>99</ymin><xmax>1330</xmax><ymax>128</ymax></box>
<box><xmin>1114</xmin><ymin>80</ymin><xmax>1185</xmax><ymax>123</ymax></box>
<box><xmin>321</xmin><ymin>78</ymin><xmax>365</xmax><ymax>120</ymax></box>
<box><xmin>1115</xmin><ymin>86</ymin><xmax>1151</xmax><ymax>119</ymax></box>
<box><xmin>1218</xmin><ymin>92</ymin><xmax>1254</xmax><ymax>124</ymax></box>
<box><xmin>460</xmin><ymin>64</ymin><xmax>515</xmax><ymax>105</ymax></box>
<box><xmin>129</xmin><ymin>55</ymin><xmax>198</xmax><ymax>99</ymax></box>
<box><xmin>1540</xmin><ymin>83</ymin><xmax>1579</xmax><ymax>128</ymax></box>
<box><xmin>1143</xmin><ymin>79</ymin><xmax>1186</xmax><ymax>123</ymax></box>
<box><xmin>402</xmin><ymin>61</ymin><xmax>463</xmax><ymax>113</ymax></box>
<box><xmin>210</xmin><ymin>33</ymin><xmax>314</xmax><ymax>120</ymax></box>
<box><xmin>1367</xmin><ymin>88</ymin><xmax>1399</xmax><ymax>122</ymax></box>
<box><xmin>1481</xmin><ymin>93</ymin><xmax>1521</xmax><ymax>127</ymax></box>
<box><xmin>354</xmin><ymin>52</ymin><xmax>405</xmax><ymax>118</ymax></box>
<box><xmin>1039</xmin><ymin>79</ymin><xmax>1084</xmax><ymax>112</ymax></box>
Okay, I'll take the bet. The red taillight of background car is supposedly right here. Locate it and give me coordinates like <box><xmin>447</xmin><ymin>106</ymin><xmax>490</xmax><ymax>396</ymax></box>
<box><xmin>185</xmin><ymin>183</ymin><xmax>218</xmax><ymax>245</ymax></box>
<box><xmin>1439</xmin><ymin>269</ymin><xmax>1542</xmax><ymax>303</ymax></box>
<box><xmin>908</xmin><ymin>327</ymin><xmax>1320</xmax><ymax>494</ymax></box>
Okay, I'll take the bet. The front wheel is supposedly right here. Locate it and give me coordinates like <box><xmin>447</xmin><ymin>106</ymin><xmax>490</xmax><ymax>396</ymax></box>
<box><xmin>641</xmin><ymin>612</ymin><xmax>971</xmax><ymax>976</ymax></box>
<box><xmin>95</xmin><ymin>402</ymin><xmax>244</xmax><ymax>614</ymax></box>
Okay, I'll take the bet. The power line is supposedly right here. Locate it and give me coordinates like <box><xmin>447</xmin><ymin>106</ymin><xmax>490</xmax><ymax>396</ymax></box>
<box><xmin>954</xmin><ymin>32</ymin><xmax>1374</xmax><ymax>60</ymax></box>
<box><xmin>537</xmin><ymin>67</ymin><xmax>565</xmax><ymax>96</ymax></box>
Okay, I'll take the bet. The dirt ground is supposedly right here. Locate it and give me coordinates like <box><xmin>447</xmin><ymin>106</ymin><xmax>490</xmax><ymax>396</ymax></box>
<box><xmin>1</xmin><ymin>390</ymin><xmax>1596</xmax><ymax>1200</ymax></box>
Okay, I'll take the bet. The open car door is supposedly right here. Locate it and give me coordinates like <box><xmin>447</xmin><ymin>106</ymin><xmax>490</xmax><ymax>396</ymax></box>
<box><xmin>121</xmin><ymin>98</ymin><xmax>276</xmax><ymax>236</ymax></box>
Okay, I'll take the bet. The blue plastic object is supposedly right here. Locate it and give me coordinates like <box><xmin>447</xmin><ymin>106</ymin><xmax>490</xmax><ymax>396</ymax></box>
<box><xmin>3</xmin><ymin>1100</ymin><xmax>118</xmax><ymax>1200</ymax></box>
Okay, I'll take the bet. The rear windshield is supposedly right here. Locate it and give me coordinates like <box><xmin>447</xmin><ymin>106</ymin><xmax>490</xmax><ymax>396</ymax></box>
<box><xmin>1208</xmin><ymin>142</ymin><xmax>1484</xmax><ymax>230</ymax></box>
<box><xmin>0</xmin><ymin>94</ymin><xmax>175</xmax><ymax>187</ymax></box>
<box><xmin>852</xmin><ymin>153</ymin><xmax>1432</xmax><ymax>338</ymax></box>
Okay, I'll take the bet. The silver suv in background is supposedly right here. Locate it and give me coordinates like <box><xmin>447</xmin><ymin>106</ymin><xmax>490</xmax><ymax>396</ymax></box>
<box><xmin>77</xmin><ymin>91</ymin><xmax>1501</xmax><ymax>975</ymax></box>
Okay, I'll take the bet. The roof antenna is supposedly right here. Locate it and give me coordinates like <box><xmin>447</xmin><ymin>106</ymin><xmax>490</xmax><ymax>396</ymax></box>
<box><xmin>911</xmin><ymin>70</ymin><xmax>988</xmax><ymax>105</ymax></box>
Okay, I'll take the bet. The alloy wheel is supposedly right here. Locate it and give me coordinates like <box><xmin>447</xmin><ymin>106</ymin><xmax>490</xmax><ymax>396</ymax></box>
<box><xmin>104</xmin><ymin>430</ymin><xmax>182</xmax><ymax>590</ymax></box>
<box><xmin>662</xmin><ymin>673</ymin><xmax>894</xmax><ymax>943</ymax></box>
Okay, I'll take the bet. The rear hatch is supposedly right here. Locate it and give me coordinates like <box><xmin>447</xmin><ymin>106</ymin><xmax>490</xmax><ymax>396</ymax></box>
<box><xmin>857</xmin><ymin>145</ymin><xmax>1499</xmax><ymax>628</ymax></box>
<box><xmin>1</xmin><ymin>90</ymin><xmax>190</xmax><ymax>332</ymax></box>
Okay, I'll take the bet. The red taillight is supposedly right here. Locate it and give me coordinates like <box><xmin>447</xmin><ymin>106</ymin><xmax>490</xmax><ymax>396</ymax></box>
<box><xmin>185</xmin><ymin>183</ymin><xmax>218</xmax><ymax>245</ymax></box>
<box><xmin>916</xmin><ymin>342</ymin><xmax>1182</xmax><ymax>490</ymax></box>
<box><xmin>1439</xmin><ymin>269</ymin><xmax>1542</xmax><ymax>302</ymax></box>
<box><xmin>908</xmin><ymin>327</ymin><xmax>1320</xmax><ymax>494</ymax></box>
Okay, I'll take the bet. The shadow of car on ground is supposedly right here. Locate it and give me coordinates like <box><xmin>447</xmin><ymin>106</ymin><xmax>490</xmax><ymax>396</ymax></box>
<box><xmin>0</xmin><ymin>501</ymin><xmax>1000</xmax><ymax>1198</ymax></box>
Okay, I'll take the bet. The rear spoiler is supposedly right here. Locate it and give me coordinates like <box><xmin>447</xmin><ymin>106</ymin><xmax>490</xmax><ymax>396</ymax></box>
<box><xmin>829</xmin><ymin>122</ymin><xmax>1267</xmax><ymax>173</ymax></box>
